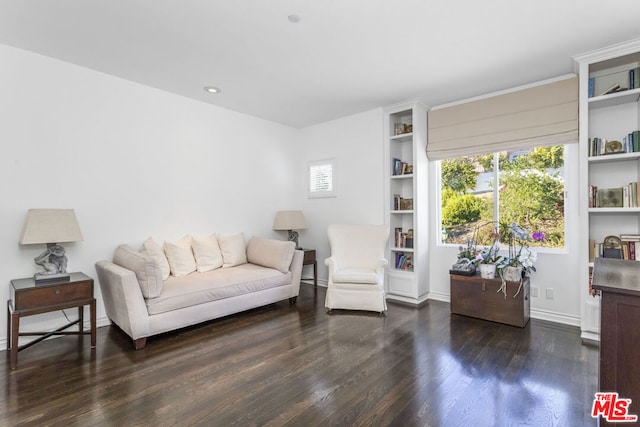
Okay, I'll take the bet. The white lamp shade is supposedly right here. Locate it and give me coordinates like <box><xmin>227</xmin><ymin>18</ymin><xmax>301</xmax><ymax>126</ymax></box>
<box><xmin>20</xmin><ymin>209</ymin><xmax>84</xmax><ymax>245</ymax></box>
<box><xmin>273</xmin><ymin>210</ymin><xmax>307</xmax><ymax>231</ymax></box>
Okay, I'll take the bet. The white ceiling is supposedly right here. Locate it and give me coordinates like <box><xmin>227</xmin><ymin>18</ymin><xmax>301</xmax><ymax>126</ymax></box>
<box><xmin>1</xmin><ymin>1</ymin><xmax>640</xmax><ymax>128</ymax></box>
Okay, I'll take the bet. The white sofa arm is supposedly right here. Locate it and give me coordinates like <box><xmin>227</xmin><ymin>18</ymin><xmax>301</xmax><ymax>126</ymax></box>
<box><xmin>289</xmin><ymin>250</ymin><xmax>304</xmax><ymax>297</ymax></box>
<box><xmin>95</xmin><ymin>260</ymin><xmax>150</xmax><ymax>345</ymax></box>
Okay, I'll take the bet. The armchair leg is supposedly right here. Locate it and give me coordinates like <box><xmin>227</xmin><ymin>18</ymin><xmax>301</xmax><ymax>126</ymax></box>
<box><xmin>289</xmin><ymin>297</ymin><xmax>297</xmax><ymax>305</ymax></box>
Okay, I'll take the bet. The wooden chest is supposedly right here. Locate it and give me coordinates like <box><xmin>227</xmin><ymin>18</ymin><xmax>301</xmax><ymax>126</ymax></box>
<box><xmin>450</xmin><ymin>273</ymin><xmax>530</xmax><ymax>327</ymax></box>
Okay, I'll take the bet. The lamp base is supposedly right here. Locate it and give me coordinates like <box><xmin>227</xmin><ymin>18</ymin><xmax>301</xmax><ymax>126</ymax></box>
<box><xmin>287</xmin><ymin>230</ymin><xmax>301</xmax><ymax>250</ymax></box>
<box><xmin>34</xmin><ymin>272</ymin><xmax>71</xmax><ymax>284</ymax></box>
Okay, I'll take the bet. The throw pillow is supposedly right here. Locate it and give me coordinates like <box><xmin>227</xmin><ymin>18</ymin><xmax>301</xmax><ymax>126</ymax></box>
<box><xmin>192</xmin><ymin>234</ymin><xmax>224</xmax><ymax>272</ymax></box>
<box><xmin>218</xmin><ymin>232</ymin><xmax>247</xmax><ymax>267</ymax></box>
<box><xmin>113</xmin><ymin>244</ymin><xmax>164</xmax><ymax>299</ymax></box>
<box><xmin>246</xmin><ymin>236</ymin><xmax>295</xmax><ymax>273</ymax></box>
<box><xmin>164</xmin><ymin>235</ymin><xmax>197</xmax><ymax>277</ymax></box>
<box><xmin>140</xmin><ymin>237</ymin><xmax>171</xmax><ymax>280</ymax></box>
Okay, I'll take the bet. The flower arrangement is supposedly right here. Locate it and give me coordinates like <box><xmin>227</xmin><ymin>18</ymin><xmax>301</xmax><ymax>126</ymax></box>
<box><xmin>496</xmin><ymin>223</ymin><xmax>545</xmax><ymax>297</ymax></box>
<box><xmin>478</xmin><ymin>229</ymin><xmax>503</xmax><ymax>265</ymax></box>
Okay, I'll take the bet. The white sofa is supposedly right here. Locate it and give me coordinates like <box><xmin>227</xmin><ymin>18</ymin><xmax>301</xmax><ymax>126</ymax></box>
<box><xmin>95</xmin><ymin>234</ymin><xmax>303</xmax><ymax>349</ymax></box>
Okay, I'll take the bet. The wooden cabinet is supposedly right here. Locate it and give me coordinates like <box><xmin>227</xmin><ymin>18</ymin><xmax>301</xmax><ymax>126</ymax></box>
<box><xmin>574</xmin><ymin>39</ymin><xmax>640</xmax><ymax>342</ymax></box>
<box><xmin>592</xmin><ymin>257</ymin><xmax>640</xmax><ymax>425</ymax></box>
<box><xmin>383</xmin><ymin>101</ymin><xmax>429</xmax><ymax>304</ymax></box>
<box><xmin>450</xmin><ymin>274</ymin><xmax>530</xmax><ymax>327</ymax></box>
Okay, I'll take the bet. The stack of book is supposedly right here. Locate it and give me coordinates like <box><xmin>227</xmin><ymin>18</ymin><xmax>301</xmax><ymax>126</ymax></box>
<box><xmin>589</xmin><ymin>183</ymin><xmax>640</xmax><ymax>208</ymax></box>
<box><xmin>395</xmin><ymin>252</ymin><xmax>414</xmax><ymax>271</ymax></box>
<box><xmin>394</xmin><ymin>227</ymin><xmax>414</xmax><ymax>248</ymax></box>
<box><xmin>393</xmin><ymin>194</ymin><xmax>413</xmax><ymax>211</ymax></box>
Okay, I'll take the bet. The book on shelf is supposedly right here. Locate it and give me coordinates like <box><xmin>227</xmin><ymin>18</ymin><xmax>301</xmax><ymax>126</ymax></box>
<box><xmin>392</xmin><ymin>158</ymin><xmax>402</xmax><ymax>175</ymax></box>
<box><xmin>600</xmin><ymin>83</ymin><xmax>621</xmax><ymax>96</ymax></box>
<box><xmin>591</xmin><ymin>234</ymin><xmax>640</xmax><ymax>262</ymax></box>
<box><xmin>595</xmin><ymin>187</ymin><xmax>624</xmax><ymax>208</ymax></box>
<box><xmin>393</xmin><ymin>227</ymin><xmax>414</xmax><ymax>248</ymax></box>
<box><xmin>588</xmin><ymin>77</ymin><xmax>595</xmax><ymax>98</ymax></box>
<box><xmin>630</xmin><ymin>67</ymin><xmax>640</xmax><ymax>90</ymax></box>
<box><xmin>395</xmin><ymin>252</ymin><xmax>414</xmax><ymax>271</ymax></box>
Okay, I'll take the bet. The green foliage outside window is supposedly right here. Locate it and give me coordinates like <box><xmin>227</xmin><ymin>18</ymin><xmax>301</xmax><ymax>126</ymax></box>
<box><xmin>440</xmin><ymin>146</ymin><xmax>565</xmax><ymax>248</ymax></box>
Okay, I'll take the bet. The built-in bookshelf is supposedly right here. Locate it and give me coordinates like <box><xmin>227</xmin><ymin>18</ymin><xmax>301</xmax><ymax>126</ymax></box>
<box><xmin>575</xmin><ymin>39</ymin><xmax>640</xmax><ymax>342</ymax></box>
<box><xmin>383</xmin><ymin>101</ymin><xmax>429</xmax><ymax>304</ymax></box>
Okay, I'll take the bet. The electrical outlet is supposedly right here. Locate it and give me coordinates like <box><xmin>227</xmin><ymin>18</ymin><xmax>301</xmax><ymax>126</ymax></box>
<box><xmin>531</xmin><ymin>286</ymin><xmax>538</xmax><ymax>297</ymax></box>
<box><xmin>546</xmin><ymin>288</ymin><xmax>554</xmax><ymax>300</ymax></box>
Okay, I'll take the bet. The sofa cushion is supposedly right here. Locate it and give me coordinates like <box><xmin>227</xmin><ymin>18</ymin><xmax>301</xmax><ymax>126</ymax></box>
<box><xmin>192</xmin><ymin>234</ymin><xmax>223</xmax><ymax>272</ymax></box>
<box><xmin>218</xmin><ymin>232</ymin><xmax>247</xmax><ymax>267</ymax></box>
<box><xmin>246</xmin><ymin>236</ymin><xmax>295</xmax><ymax>274</ymax></box>
<box><xmin>164</xmin><ymin>235</ymin><xmax>197</xmax><ymax>277</ymax></box>
<box><xmin>145</xmin><ymin>264</ymin><xmax>291</xmax><ymax>315</ymax></box>
<box><xmin>113</xmin><ymin>244</ymin><xmax>164</xmax><ymax>298</ymax></box>
<box><xmin>140</xmin><ymin>237</ymin><xmax>170</xmax><ymax>280</ymax></box>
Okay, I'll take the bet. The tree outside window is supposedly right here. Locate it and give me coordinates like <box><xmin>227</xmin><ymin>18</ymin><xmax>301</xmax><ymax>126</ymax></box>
<box><xmin>440</xmin><ymin>145</ymin><xmax>565</xmax><ymax>248</ymax></box>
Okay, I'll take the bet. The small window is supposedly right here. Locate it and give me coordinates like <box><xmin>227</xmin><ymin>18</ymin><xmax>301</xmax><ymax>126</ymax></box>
<box><xmin>309</xmin><ymin>159</ymin><xmax>335</xmax><ymax>198</ymax></box>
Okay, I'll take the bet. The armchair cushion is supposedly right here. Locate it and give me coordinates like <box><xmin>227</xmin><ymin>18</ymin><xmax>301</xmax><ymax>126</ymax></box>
<box><xmin>333</xmin><ymin>268</ymin><xmax>378</xmax><ymax>284</ymax></box>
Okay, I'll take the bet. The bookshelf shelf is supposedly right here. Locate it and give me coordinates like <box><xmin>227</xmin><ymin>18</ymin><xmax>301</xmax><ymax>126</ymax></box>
<box><xmin>589</xmin><ymin>88</ymin><xmax>640</xmax><ymax>109</ymax></box>
<box><xmin>588</xmin><ymin>152</ymin><xmax>640</xmax><ymax>164</ymax></box>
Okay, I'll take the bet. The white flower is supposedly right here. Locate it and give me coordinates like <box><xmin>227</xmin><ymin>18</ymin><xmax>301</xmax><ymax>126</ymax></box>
<box><xmin>518</xmin><ymin>248</ymin><xmax>537</xmax><ymax>268</ymax></box>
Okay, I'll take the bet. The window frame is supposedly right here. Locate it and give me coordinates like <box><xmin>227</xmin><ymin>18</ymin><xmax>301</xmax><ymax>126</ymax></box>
<box><xmin>436</xmin><ymin>145</ymin><xmax>568</xmax><ymax>253</ymax></box>
<box><xmin>308</xmin><ymin>159</ymin><xmax>336</xmax><ymax>199</ymax></box>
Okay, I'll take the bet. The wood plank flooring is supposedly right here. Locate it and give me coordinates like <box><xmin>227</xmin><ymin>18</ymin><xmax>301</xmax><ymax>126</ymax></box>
<box><xmin>1</xmin><ymin>283</ymin><xmax>599</xmax><ymax>426</ymax></box>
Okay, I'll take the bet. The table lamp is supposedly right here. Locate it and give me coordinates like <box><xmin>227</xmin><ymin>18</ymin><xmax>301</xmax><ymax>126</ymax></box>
<box><xmin>273</xmin><ymin>210</ymin><xmax>307</xmax><ymax>249</ymax></box>
<box><xmin>20</xmin><ymin>209</ymin><xmax>83</xmax><ymax>283</ymax></box>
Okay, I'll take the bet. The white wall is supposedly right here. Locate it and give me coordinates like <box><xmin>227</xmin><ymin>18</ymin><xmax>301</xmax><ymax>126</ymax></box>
<box><xmin>296</xmin><ymin>108</ymin><xmax>385</xmax><ymax>284</ymax></box>
<box><xmin>0</xmin><ymin>42</ymin><xmax>585</xmax><ymax>350</ymax></box>
<box><xmin>0</xmin><ymin>44</ymin><xmax>298</xmax><ymax>343</ymax></box>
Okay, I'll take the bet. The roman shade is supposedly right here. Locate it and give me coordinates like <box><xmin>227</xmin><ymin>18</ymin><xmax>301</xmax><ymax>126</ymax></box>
<box><xmin>427</xmin><ymin>75</ymin><xmax>579</xmax><ymax>160</ymax></box>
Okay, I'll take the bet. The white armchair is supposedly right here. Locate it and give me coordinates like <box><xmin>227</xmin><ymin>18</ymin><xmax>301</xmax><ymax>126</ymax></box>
<box><xmin>324</xmin><ymin>224</ymin><xmax>390</xmax><ymax>313</ymax></box>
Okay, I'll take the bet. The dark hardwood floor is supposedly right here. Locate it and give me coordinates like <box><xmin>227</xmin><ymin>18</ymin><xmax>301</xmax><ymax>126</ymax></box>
<box><xmin>1</xmin><ymin>283</ymin><xmax>598</xmax><ymax>426</ymax></box>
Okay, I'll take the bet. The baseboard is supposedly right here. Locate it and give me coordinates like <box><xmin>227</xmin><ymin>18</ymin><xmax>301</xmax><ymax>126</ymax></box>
<box><xmin>386</xmin><ymin>293</ymin><xmax>429</xmax><ymax>307</ymax></box>
<box><xmin>426</xmin><ymin>291</ymin><xmax>450</xmax><ymax>303</ymax></box>
<box><xmin>530</xmin><ymin>308</ymin><xmax>581</xmax><ymax>327</ymax></box>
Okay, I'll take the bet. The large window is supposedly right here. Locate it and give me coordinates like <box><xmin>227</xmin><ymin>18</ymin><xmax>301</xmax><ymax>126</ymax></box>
<box><xmin>440</xmin><ymin>145</ymin><xmax>565</xmax><ymax>248</ymax></box>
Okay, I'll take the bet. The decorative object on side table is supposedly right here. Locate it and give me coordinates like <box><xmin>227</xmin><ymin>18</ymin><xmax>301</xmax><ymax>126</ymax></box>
<box><xmin>273</xmin><ymin>210</ymin><xmax>307</xmax><ymax>249</ymax></box>
<box><xmin>19</xmin><ymin>209</ymin><xmax>83</xmax><ymax>283</ymax></box>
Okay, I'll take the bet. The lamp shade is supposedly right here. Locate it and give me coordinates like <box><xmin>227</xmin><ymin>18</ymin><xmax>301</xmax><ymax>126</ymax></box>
<box><xmin>273</xmin><ymin>210</ymin><xmax>307</xmax><ymax>231</ymax></box>
<box><xmin>20</xmin><ymin>209</ymin><xmax>83</xmax><ymax>245</ymax></box>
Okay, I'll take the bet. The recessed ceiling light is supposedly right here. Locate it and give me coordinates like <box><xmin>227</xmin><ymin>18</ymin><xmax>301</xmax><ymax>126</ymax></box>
<box><xmin>287</xmin><ymin>14</ymin><xmax>301</xmax><ymax>23</ymax></box>
<box><xmin>203</xmin><ymin>86</ymin><xmax>221</xmax><ymax>94</ymax></box>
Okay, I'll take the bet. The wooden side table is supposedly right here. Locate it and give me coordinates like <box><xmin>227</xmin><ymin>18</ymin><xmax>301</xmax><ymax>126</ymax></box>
<box><xmin>302</xmin><ymin>249</ymin><xmax>317</xmax><ymax>286</ymax></box>
<box><xmin>7</xmin><ymin>272</ymin><xmax>96</xmax><ymax>370</ymax></box>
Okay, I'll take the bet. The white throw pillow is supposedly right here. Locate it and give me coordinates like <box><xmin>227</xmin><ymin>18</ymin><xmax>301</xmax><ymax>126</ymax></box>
<box><xmin>113</xmin><ymin>244</ymin><xmax>164</xmax><ymax>299</ymax></box>
<box><xmin>192</xmin><ymin>234</ymin><xmax>223</xmax><ymax>272</ymax></box>
<box><xmin>218</xmin><ymin>232</ymin><xmax>247</xmax><ymax>267</ymax></box>
<box><xmin>140</xmin><ymin>237</ymin><xmax>171</xmax><ymax>280</ymax></box>
<box><xmin>163</xmin><ymin>235</ymin><xmax>197</xmax><ymax>277</ymax></box>
<box><xmin>246</xmin><ymin>236</ymin><xmax>295</xmax><ymax>273</ymax></box>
